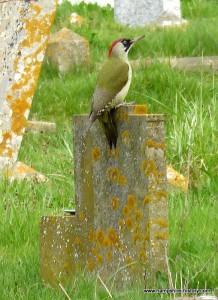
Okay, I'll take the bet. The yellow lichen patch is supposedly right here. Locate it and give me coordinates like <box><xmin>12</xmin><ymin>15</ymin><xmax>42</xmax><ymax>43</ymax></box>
<box><xmin>108</xmin><ymin>228</ymin><xmax>119</xmax><ymax>244</ymax></box>
<box><xmin>96</xmin><ymin>230</ymin><xmax>105</xmax><ymax>244</ymax></box>
<box><xmin>133</xmin><ymin>233</ymin><xmax>143</xmax><ymax>244</ymax></box>
<box><xmin>127</xmin><ymin>194</ymin><xmax>136</xmax><ymax>209</ymax></box>
<box><xmin>107</xmin><ymin>250</ymin><xmax>112</xmax><ymax>261</ymax></box>
<box><xmin>97</xmin><ymin>254</ymin><xmax>103</xmax><ymax>265</ymax></box>
<box><xmin>75</xmin><ymin>237</ymin><xmax>80</xmax><ymax>244</ymax></box>
<box><xmin>89</xmin><ymin>229</ymin><xmax>95</xmax><ymax>243</ymax></box>
<box><xmin>142</xmin><ymin>159</ymin><xmax>156</xmax><ymax>176</ymax></box>
<box><xmin>123</xmin><ymin>205</ymin><xmax>130</xmax><ymax>217</ymax></box>
<box><xmin>156</xmin><ymin>190</ymin><xmax>168</xmax><ymax>200</ymax></box>
<box><xmin>79</xmin><ymin>211</ymin><xmax>86</xmax><ymax>220</ymax></box>
<box><xmin>30</xmin><ymin>2</ymin><xmax>42</xmax><ymax>15</ymax></box>
<box><xmin>121</xmin><ymin>130</ymin><xmax>130</xmax><ymax>144</ymax></box>
<box><xmin>141</xmin><ymin>139</ymin><xmax>165</xmax><ymax>152</ymax></box>
<box><xmin>135</xmin><ymin>210</ymin><xmax>143</xmax><ymax>221</ymax></box>
<box><xmin>118</xmin><ymin>219</ymin><xmax>125</xmax><ymax>228</ymax></box>
<box><xmin>92</xmin><ymin>147</ymin><xmax>101</xmax><ymax>162</ymax></box>
<box><xmin>134</xmin><ymin>225</ymin><xmax>140</xmax><ymax>233</ymax></box>
<box><xmin>133</xmin><ymin>105</ymin><xmax>148</xmax><ymax>115</ymax></box>
<box><xmin>138</xmin><ymin>249</ymin><xmax>147</xmax><ymax>261</ymax></box>
<box><xmin>154</xmin><ymin>232</ymin><xmax>169</xmax><ymax>240</ymax></box>
<box><xmin>111</xmin><ymin>196</ymin><xmax>119</xmax><ymax>210</ymax></box>
<box><xmin>103</xmin><ymin>238</ymin><xmax>111</xmax><ymax>247</ymax></box>
<box><xmin>11</xmin><ymin>115</ymin><xmax>27</xmax><ymax>136</ymax></box>
<box><xmin>126</xmin><ymin>217</ymin><xmax>134</xmax><ymax>230</ymax></box>
<box><xmin>88</xmin><ymin>259</ymin><xmax>94</xmax><ymax>272</ymax></box>
<box><xmin>143</xmin><ymin>195</ymin><xmax>152</xmax><ymax>205</ymax></box>
<box><xmin>124</xmin><ymin>112</ymin><xmax>129</xmax><ymax>121</ymax></box>
<box><xmin>144</xmin><ymin>233</ymin><xmax>149</xmax><ymax>241</ymax></box>
<box><xmin>107</xmin><ymin>167</ymin><xmax>120</xmax><ymax>183</ymax></box>
<box><xmin>108</xmin><ymin>147</ymin><xmax>119</xmax><ymax>158</ymax></box>
<box><xmin>119</xmin><ymin>175</ymin><xmax>127</xmax><ymax>187</ymax></box>
<box><xmin>154</xmin><ymin>219</ymin><xmax>169</xmax><ymax>228</ymax></box>
<box><xmin>125</xmin><ymin>256</ymin><xmax>132</xmax><ymax>264</ymax></box>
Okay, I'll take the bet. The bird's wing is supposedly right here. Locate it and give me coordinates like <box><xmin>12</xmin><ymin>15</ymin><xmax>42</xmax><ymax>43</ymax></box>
<box><xmin>90</xmin><ymin>59</ymin><xmax>129</xmax><ymax>122</ymax></box>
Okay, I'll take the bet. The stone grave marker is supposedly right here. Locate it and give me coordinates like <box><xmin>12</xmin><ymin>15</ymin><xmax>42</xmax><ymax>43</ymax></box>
<box><xmin>0</xmin><ymin>0</ymin><xmax>57</xmax><ymax>180</ymax></box>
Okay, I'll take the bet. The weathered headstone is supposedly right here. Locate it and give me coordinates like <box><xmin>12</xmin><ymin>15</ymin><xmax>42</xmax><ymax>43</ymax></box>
<box><xmin>45</xmin><ymin>28</ymin><xmax>90</xmax><ymax>74</ymax></box>
<box><xmin>114</xmin><ymin>0</ymin><xmax>187</xmax><ymax>27</ymax></box>
<box><xmin>73</xmin><ymin>105</ymin><xmax>168</xmax><ymax>288</ymax></box>
<box><xmin>0</xmin><ymin>0</ymin><xmax>57</xmax><ymax>179</ymax></box>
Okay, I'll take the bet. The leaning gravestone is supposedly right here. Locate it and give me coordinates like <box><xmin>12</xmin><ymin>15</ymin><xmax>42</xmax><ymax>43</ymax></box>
<box><xmin>114</xmin><ymin>0</ymin><xmax>187</xmax><ymax>27</ymax></box>
<box><xmin>0</xmin><ymin>0</ymin><xmax>57</xmax><ymax>180</ymax></box>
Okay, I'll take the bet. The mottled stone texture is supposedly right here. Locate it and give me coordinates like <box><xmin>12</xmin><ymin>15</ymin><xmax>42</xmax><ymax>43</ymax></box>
<box><xmin>45</xmin><ymin>28</ymin><xmax>90</xmax><ymax>74</ymax></box>
<box><xmin>0</xmin><ymin>0</ymin><xmax>57</xmax><ymax>176</ymax></box>
<box><xmin>40</xmin><ymin>216</ymin><xmax>76</xmax><ymax>287</ymax></box>
<box><xmin>73</xmin><ymin>105</ymin><xmax>168</xmax><ymax>288</ymax></box>
<box><xmin>114</xmin><ymin>0</ymin><xmax>182</xmax><ymax>27</ymax></box>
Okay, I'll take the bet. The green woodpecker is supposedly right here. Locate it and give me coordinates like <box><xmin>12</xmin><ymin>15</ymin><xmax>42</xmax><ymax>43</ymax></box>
<box><xmin>89</xmin><ymin>36</ymin><xmax>144</xmax><ymax>149</ymax></box>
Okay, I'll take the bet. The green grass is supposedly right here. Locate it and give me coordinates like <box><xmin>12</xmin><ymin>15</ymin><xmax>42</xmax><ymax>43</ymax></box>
<box><xmin>1</xmin><ymin>0</ymin><xmax>218</xmax><ymax>299</ymax></box>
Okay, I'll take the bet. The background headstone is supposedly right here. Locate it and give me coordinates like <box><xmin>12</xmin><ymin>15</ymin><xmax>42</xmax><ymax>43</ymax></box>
<box><xmin>0</xmin><ymin>0</ymin><xmax>57</xmax><ymax>179</ymax></box>
<box><xmin>45</xmin><ymin>28</ymin><xmax>90</xmax><ymax>74</ymax></box>
<box><xmin>114</xmin><ymin>0</ymin><xmax>187</xmax><ymax>27</ymax></box>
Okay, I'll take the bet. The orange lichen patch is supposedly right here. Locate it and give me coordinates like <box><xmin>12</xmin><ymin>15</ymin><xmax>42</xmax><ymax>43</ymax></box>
<box><xmin>143</xmin><ymin>195</ymin><xmax>152</xmax><ymax>205</ymax></box>
<box><xmin>124</xmin><ymin>112</ymin><xmax>129</xmax><ymax>121</ymax></box>
<box><xmin>107</xmin><ymin>250</ymin><xmax>112</xmax><ymax>261</ymax></box>
<box><xmin>154</xmin><ymin>232</ymin><xmax>169</xmax><ymax>240</ymax></box>
<box><xmin>133</xmin><ymin>233</ymin><xmax>143</xmax><ymax>244</ymax></box>
<box><xmin>121</xmin><ymin>130</ymin><xmax>130</xmax><ymax>144</ymax></box>
<box><xmin>141</xmin><ymin>139</ymin><xmax>165</xmax><ymax>152</ymax></box>
<box><xmin>103</xmin><ymin>238</ymin><xmax>111</xmax><ymax>247</ymax></box>
<box><xmin>133</xmin><ymin>105</ymin><xmax>148</xmax><ymax>115</ymax></box>
<box><xmin>127</xmin><ymin>194</ymin><xmax>136</xmax><ymax>209</ymax></box>
<box><xmin>79</xmin><ymin>211</ymin><xmax>86</xmax><ymax>220</ymax></box>
<box><xmin>108</xmin><ymin>147</ymin><xmax>119</xmax><ymax>158</ymax></box>
<box><xmin>126</xmin><ymin>217</ymin><xmax>133</xmax><ymax>230</ymax></box>
<box><xmin>92</xmin><ymin>147</ymin><xmax>101</xmax><ymax>162</ymax></box>
<box><xmin>11</xmin><ymin>115</ymin><xmax>27</xmax><ymax>136</ymax></box>
<box><xmin>0</xmin><ymin>132</ymin><xmax>13</xmax><ymax>158</ymax></box>
<box><xmin>75</xmin><ymin>237</ymin><xmax>80</xmax><ymax>244</ymax></box>
<box><xmin>89</xmin><ymin>229</ymin><xmax>95</xmax><ymax>243</ymax></box>
<box><xmin>88</xmin><ymin>259</ymin><xmax>94</xmax><ymax>272</ymax></box>
<box><xmin>119</xmin><ymin>175</ymin><xmax>127</xmax><ymax>187</ymax></box>
<box><xmin>135</xmin><ymin>210</ymin><xmax>143</xmax><ymax>221</ymax></box>
<box><xmin>118</xmin><ymin>219</ymin><xmax>125</xmax><ymax>228</ymax></box>
<box><xmin>30</xmin><ymin>2</ymin><xmax>42</xmax><ymax>15</ymax></box>
<box><xmin>111</xmin><ymin>196</ymin><xmax>119</xmax><ymax>210</ymax></box>
<box><xmin>156</xmin><ymin>190</ymin><xmax>168</xmax><ymax>200</ymax></box>
<box><xmin>107</xmin><ymin>167</ymin><xmax>120</xmax><ymax>183</ymax></box>
<box><xmin>6</xmin><ymin>94</ymin><xmax>13</xmax><ymax>103</ymax></box>
<box><xmin>123</xmin><ymin>205</ymin><xmax>130</xmax><ymax>217</ymax></box>
<box><xmin>167</xmin><ymin>166</ymin><xmax>187</xmax><ymax>193</ymax></box>
<box><xmin>139</xmin><ymin>249</ymin><xmax>147</xmax><ymax>261</ymax></box>
<box><xmin>154</xmin><ymin>219</ymin><xmax>169</xmax><ymax>228</ymax></box>
<box><xmin>142</xmin><ymin>159</ymin><xmax>156</xmax><ymax>176</ymax></box>
<box><xmin>97</xmin><ymin>254</ymin><xmax>103</xmax><ymax>265</ymax></box>
<box><xmin>16</xmin><ymin>164</ymin><xmax>35</xmax><ymax>173</ymax></box>
<box><xmin>145</xmin><ymin>221</ymin><xmax>151</xmax><ymax>235</ymax></box>
<box><xmin>96</xmin><ymin>230</ymin><xmax>105</xmax><ymax>244</ymax></box>
<box><xmin>108</xmin><ymin>228</ymin><xmax>119</xmax><ymax>244</ymax></box>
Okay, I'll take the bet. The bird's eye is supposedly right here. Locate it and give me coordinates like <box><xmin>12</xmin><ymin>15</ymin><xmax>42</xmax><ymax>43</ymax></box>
<box><xmin>123</xmin><ymin>40</ymin><xmax>127</xmax><ymax>45</ymax></box>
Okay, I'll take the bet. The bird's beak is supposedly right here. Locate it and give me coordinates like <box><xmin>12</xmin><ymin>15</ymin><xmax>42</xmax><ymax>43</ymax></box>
<box><xmin>130</xmin><ymin>35</ymin><xmax>145</xmax><ymax>44</ymax></box>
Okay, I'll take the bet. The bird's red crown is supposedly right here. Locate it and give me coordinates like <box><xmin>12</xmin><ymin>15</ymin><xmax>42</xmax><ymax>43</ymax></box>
<box><xmin>108</xmin><ymin>39</ymin><xmax>123</xmax><ymax>57</ymax></box>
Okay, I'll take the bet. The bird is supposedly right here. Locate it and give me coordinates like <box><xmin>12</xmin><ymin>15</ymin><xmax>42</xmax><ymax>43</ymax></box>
<box><xmin>89</xmin><ymin>36</ymin><xmax>144</xmax><ymax>149</ymax></box>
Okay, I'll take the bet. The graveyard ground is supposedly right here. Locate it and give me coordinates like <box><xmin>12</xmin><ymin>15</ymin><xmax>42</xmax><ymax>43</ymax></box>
<box><xmin>0</xmin><ymin>0</ymin><xmax>218</xmax><ymax>299</ymax></box>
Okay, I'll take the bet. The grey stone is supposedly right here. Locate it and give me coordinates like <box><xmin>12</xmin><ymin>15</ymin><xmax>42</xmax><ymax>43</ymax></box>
<box><xmin>45</xmin><ymin>28</ymin><xmax>90</xmax><ymax>74</ymax></box>
<box><xmin>114</xmin><ymin>0</ymin><xmax>187</xmax><ymax>27</ymax></box>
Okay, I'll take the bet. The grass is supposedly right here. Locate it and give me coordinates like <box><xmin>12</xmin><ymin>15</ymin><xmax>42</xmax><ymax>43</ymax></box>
<box><xmin>0</xmin><ymin>0</ymin><xmax>218</xmax><ymax>299</ymax></box>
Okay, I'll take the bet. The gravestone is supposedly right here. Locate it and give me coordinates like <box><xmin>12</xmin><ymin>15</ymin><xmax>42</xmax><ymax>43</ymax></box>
<box><xmin>73</xmin><ymin>105</ymin><xmax>168</xmax><ymax>288</ymax></box>
<box><xmin>40</xmin><ymin>105</ymin><xmax>169</xmax><ymax>289</ymax></box>
<box><xmin>0</xmin><ymin>0</ymin><xmax>57</xmax><ymax>179</ymax></box>
<box><xmin>114</xmin><ymin>0</ymin><xmax>187</xmax><ymax>27</ymax></box>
